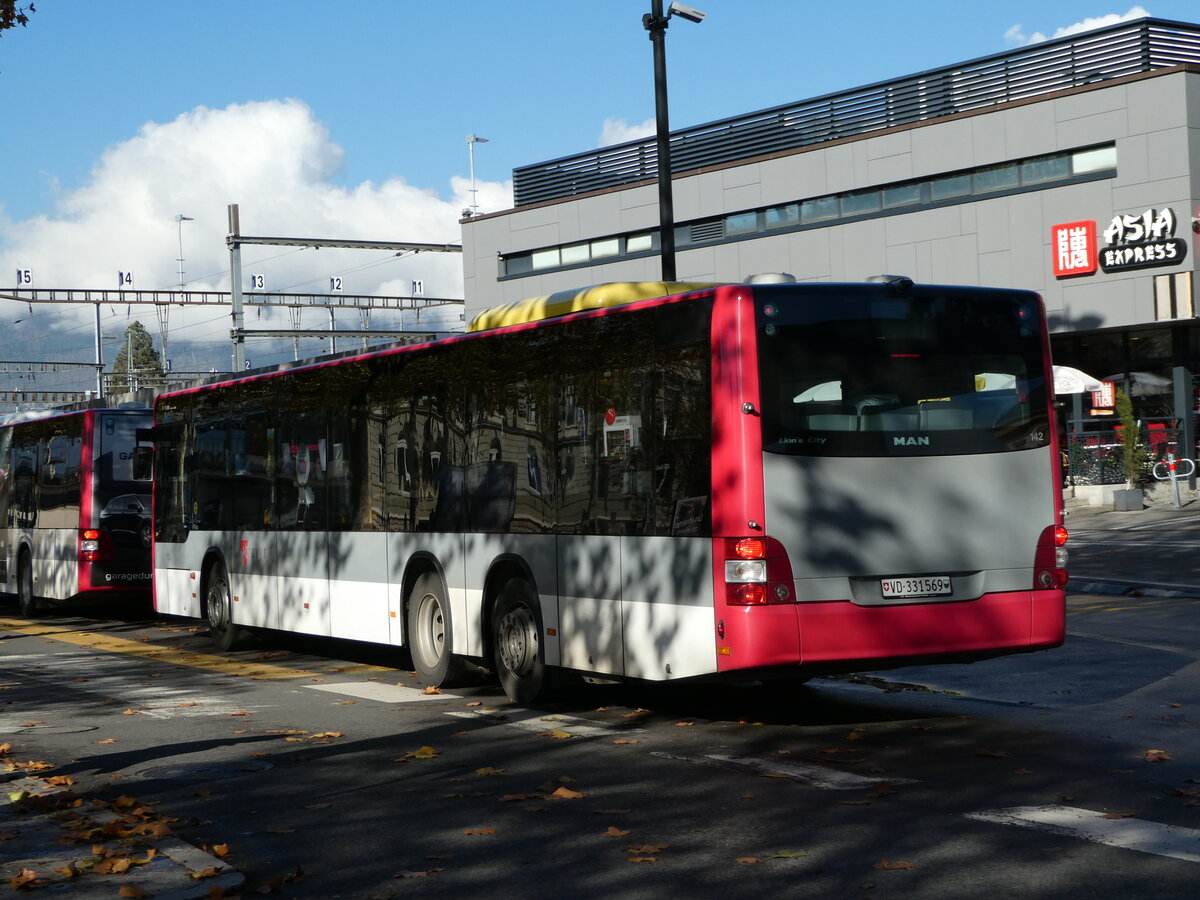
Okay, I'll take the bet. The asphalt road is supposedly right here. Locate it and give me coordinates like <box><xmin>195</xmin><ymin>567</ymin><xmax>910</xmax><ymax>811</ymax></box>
<box><xmin>3</xmin><ymin>568</ymin><xmax>1200</xmax><ymax>900</ymax></box>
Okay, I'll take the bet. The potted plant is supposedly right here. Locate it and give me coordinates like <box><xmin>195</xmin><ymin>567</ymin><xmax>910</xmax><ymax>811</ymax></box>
<box><xmin>1113</xmin><ymin>387</ymin><xmax>1148</xmax><ymax>511</ymax></box>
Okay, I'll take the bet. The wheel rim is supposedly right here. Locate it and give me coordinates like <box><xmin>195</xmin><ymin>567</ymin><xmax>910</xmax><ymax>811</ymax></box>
<box><xmin>497</xmin><ymin>604</ymin><xmax>538</xmax><ymax>677</ymax></box>
<box><xmin>413</xmin><ymin>592</ymin><xmax>446</xmax><ymax>668</ymax></box>
<box><xmin>207</xmin><ymin>579</ymin><xmax>229</xmax><ymax>631</ymax></box>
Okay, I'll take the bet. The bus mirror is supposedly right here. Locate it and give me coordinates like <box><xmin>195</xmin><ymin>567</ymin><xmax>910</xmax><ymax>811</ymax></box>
<box><xmin>132</xmin><ymin>446</ymin><xmax>153</xmax><ymax>481</ymax></box>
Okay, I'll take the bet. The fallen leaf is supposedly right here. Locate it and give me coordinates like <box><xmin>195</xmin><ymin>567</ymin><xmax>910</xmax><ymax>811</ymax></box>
<box><xmin>675</xmin><ymin>721</ymin><xmax>695</xmax><ymax>727</ymax></box>
<box><xmin>406</xmin><ymin>746</ymin><xmax>439</xmax><ymax>759</ymax></box>
<box><xmin>626</xmin><ymin>844</ymin><xmax>667</xmax><ymax>854</ymax></box>
<box><xmin>613</xmin><ymin>738</ymin><xmax>640</xmax><ymax>745</ymax></box>
<box><xmin>551</xmin><ymin>786</ymin><xmax>584</xmax><ymax>799</ymax></box>
<box><xmin>628</xmin><ymin>856</ymin><xmax>658</xmax><ymax>862</ymax></box>
<box><xmin>602</xmin><ymin>826</ymin><xmax>631</xmax><ymax>837</ymax></box>
<box><xmin>463</xmin><ymin>827</ymin><xmax>495</xmax><ymax>836</ymax></box>
<box><xmin>229</xmin><ymin>710</ymin><xmax>251</xmax><ymax>717</ymax></box>
<box><xmin>123</xmin><ymin>709</ymin><xmax>140</xmax><ymax>716</ymax></box>
<box><xmin>769</xmin><ymin>849</ymin><xmax>808</xmax><ymax>858</ymax></box>
<box><xmin>1102</xmin><ymin>812</ymin><xmax>1133</xmax><ymax>819</ymax></box>
<box><xmin>212</xmin><ymin>843</ymin><xmax>231</xmax><ymax>857</ymax></box>
<box><xmin>1144</xmin><ymin>749</ymin><xmax>1172</xmax><ymax>762</ymax></box>
<box><xmin>422</xmin><ymin>685</ymin><xmax>441</xmax><ymax>695</ymax></box>
<box><xmin>118</xmin><ymin>886</ymin><xmax>145</xmax><ymax>898</ymax></box>
<box><xmin>874</xmin><ymin>859</ymin><xmax>916</xmax><ymax>870</ymax></box>
<box><xmin>475</xmin><ymin>766</ymin><xmax>505</xmax><ymax>776</ymax></box>
<box><xmin>737</xmin><ymin>857</ymin><xmax>759</xmax><ymax>863</ymax></box>
<box><xmin>97</xmin><ymin>738</ymin><xmax>118</xmax><ymax>744</ymax></box>
<box><xmin>545</xmin><ymin>729</ymin><xmax>573</xmax><ymax>739</ymax></box>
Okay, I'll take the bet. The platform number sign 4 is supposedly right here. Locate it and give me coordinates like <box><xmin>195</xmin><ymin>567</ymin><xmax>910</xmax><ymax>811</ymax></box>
<box><xmin>16</xmin><ymin>268</ymin><xmax>32</xmax><ymax>286</ymax></box>
<box><xmin>330</xmin><ymin>276</ymin><xmax>344</xmax><ymax>292</ymax></box>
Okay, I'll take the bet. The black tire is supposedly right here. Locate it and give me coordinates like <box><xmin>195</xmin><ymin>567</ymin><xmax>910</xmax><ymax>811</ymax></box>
<box><xmin>205</xmin><ymin>561</ymin><xmax>242</xmax><ymax>652</ymax></box>
<box><xmin>407</xmin><ymin>572</ymin><xmax>466</xmax><ymax>687</ymax></box>
<box><xmin>17</xmin><ymin>552</ymin><xmax>39</xmax><ymax>618</ymax></box>
<box><xmin>491</xmin><ymin>578</ymin><xmax>547</xmax><ymax>704</ymax></box>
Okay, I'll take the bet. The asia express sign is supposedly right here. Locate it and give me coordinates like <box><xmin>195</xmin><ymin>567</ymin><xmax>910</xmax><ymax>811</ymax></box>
<box><xmin>1052</xmin><ymin>208</ymin><xmax>1189</xmax><ymax>277</ymax></box>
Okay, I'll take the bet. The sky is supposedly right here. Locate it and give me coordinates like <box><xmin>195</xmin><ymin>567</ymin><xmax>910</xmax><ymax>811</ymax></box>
<box><xmin>1</xmin><ymin>0</ymin><xmax>1199</xmax><ymax>380</ymax></box>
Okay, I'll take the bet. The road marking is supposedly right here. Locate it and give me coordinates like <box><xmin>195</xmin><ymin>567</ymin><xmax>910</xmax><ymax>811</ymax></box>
<box><xmin>652</xmin><ymin>752</ymin><xmax>919</xmax><ymax>789</ymax></box>
<box><xmin>966</xmin><ymin>806</ymin><xmax>1200</xmax><ymax>862</ymax></box>
<box><xmin>446</xmin><ymin>708</ymin><xmax>637</xmax><ymax>738</ymax></box>
<box><xmin>307</xmin><ymin>682</ymin><xmax>459</xmax><ymax>703</ymax></box>
<box><xmin>0</xmin><ymin>618</ymin><xmax>314</xmax><ymax>679</ymax></box>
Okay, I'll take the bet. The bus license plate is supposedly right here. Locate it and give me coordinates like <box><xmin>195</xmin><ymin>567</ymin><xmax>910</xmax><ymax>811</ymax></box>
<box><xmin>880</xmin><ymin>575</ymin><xmax>952</xmax><ymax>599</ymax></box>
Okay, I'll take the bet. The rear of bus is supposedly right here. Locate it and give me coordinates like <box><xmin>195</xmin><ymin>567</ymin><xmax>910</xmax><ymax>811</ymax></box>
<box><xmin>79</xmin><ymin>410</ymin><xmax>153</xmax><ymax>596</ymax></box>
<box><xmin>715</xmin><ymin>280</ymin><xmax>1067</xmax><ymax>674</ymax></box>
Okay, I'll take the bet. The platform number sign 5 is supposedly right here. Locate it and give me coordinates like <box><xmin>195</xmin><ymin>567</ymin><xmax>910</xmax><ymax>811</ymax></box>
<box><xmin>330</xmin><ymin>276</ymin><xmax>344</xmax><ymax>292</ymax></box>
<box><xmin>118</xmin><ymin>271</ymin><xmax>134</xmax><ymax>289</ymax></box>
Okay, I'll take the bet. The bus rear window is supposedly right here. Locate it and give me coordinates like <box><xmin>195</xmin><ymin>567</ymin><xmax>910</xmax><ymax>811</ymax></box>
<box><xmin>755</xmin><ymin>285</ymin><xmax>1050</xmax><ymax>456</ymax></box>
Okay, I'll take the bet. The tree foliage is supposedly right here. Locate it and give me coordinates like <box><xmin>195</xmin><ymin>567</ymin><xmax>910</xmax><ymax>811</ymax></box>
<box><xmin>1115</xmin><ymin>387</ymin><xmax>1148</xmax><ymax>487</ymax></box>
<box><xmin>0</xmin><ymin>1</ymin><xmax>35</xmax><ymax>35</ymax></box>
<box><xmin>112</xmin><ymin>322</ymin><xmax>163</xmax><ymax>391</ymax></box>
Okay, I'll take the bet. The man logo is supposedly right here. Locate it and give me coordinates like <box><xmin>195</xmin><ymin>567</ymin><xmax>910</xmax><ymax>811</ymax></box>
<box><xmin>894</xmin><ymin>436</ymin><xmax>931</xmax><ymax>446</ymax></box>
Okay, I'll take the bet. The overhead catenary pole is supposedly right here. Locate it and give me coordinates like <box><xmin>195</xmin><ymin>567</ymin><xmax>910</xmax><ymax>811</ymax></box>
<box><xmin>227</xmin><ymin>204</ymin><xmax>247</xmax><ymax>373</ymax></box>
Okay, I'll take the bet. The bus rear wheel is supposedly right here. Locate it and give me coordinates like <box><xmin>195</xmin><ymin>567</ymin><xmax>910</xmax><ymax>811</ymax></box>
<box><xmin>492</xmin><ymin>578</ymin><xmax>547</xmax><ymax>704</ymax></box>
<box><xmin>205</xmin><ymin>562</ymin><xmax>242</xmax><ymax>652</ymax></box>
<box><xmin>407</xmin><ymin>573</ymin><xmax>466</xmax><ymax>688</ymax></box>
<box><xmin>17</xmin><ymin>553</ymin><xmax>39</xmax><ymax>618</ymax></box>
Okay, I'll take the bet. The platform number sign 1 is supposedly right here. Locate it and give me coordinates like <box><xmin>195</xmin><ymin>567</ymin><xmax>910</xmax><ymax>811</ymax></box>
<box><xmin>250</xmin><ymin>274</ymin><xmax>265</xmax><ymax>290</ymax></box>
<box><xmin>330</xmin><ymin>276</ymin><xmax>344</xmax><ymax>292</ymax></box>
<box><xmin>118</xmin><ymin>271</ymin><xmax>134</xmax><ymax>289</ymax></box>
<box><xmin>16</xmin><ymin>268</ymin><xmax>32</xmax><ymax>286</ymax></box>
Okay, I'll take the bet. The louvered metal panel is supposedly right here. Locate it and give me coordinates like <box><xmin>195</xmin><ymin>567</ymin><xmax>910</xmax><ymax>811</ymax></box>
<box><xmin>513</xmin><ymin>17</ymin><xmax>1200</xmax><ymax>207</ymax></box>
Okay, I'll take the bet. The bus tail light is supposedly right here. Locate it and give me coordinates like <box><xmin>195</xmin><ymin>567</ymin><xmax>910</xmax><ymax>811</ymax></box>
<box><xmin>1033</xmin><ymin>524</ymin><xmax>1069</xmax><ymax>589</ymax></box>
<box><xmin>723</xmin><ymin>537</ymin><xmax>796</xmax><ymax>605</ymax></box>
<box><xmin>79</xmin><ymin>528</ymin><xmax>114</xmax><ymax>563</ymax></box>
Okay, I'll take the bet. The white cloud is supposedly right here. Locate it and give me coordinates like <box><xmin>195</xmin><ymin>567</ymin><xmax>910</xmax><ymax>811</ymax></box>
<box><xmin>598</xmin><ymin>117</ymin><xmax>656</xmax><ymax>147</ymax></box>
<box><xmin>1006</xmin><ymin>6</ymin><xmax>1150</xmax><ymax>46</ymax></box>
<box><xmin>0</xmin><ymin>99</ymin><xmax>512</xmax><ymax>371</ymax></box>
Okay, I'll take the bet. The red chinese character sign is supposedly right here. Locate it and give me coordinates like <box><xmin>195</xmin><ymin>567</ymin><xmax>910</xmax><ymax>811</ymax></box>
<box><xmin>1051</xmin><ymin>221</ymin><xmax>1097</xmax><ymax>277</ymax></box>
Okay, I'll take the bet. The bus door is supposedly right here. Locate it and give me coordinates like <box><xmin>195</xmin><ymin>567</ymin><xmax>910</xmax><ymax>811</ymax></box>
<box><xmin>274</xmin><ymin>412</ymin><xmax>331</xmax><ymax>637</ymax></box>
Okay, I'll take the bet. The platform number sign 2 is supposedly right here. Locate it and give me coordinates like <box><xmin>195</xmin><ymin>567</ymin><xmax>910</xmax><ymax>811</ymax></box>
<box><xmin>118</xmin><ymin>271</ymin><xmax>134</xmax><ymax>289</ymax></box>
<box><xmin>16</xmin><ymin>268</ymin><xmax>32</xmax><ymax>286</ymax></box>
<box><xmin>330</xmin><ymin>276</ymin><xmax>344</xmax><ymax>292</ymax></box>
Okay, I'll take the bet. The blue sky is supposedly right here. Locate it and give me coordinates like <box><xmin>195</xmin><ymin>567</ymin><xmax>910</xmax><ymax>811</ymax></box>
<box><xmin>1</xmin><ymin>1</ymin><xmax>1197</xmax><ymax>371</ymax></box>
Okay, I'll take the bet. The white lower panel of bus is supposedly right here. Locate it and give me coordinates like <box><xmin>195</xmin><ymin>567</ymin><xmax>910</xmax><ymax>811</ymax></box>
<box><xmin>28</xmin><ymin>528</ymin><xmax>77</xmax><ymax>601</ymax></box>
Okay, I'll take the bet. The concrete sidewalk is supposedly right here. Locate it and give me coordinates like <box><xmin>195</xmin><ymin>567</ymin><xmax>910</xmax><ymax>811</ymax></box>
<box><xmin>1064</xmin><ymin>486</ymin><xmax>1200</xmax><ymax>598</ymax></box>
<box><xmin>0</xmin><ymin>774</ymin><xmax>242</xmax><ymax>898</ymax></box>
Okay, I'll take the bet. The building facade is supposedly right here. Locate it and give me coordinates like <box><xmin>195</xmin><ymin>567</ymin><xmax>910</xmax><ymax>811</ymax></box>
<box><xmin>461</xmin><ymin>17</ymin><xmax>1200</xmax><ymax>457</ymax></box>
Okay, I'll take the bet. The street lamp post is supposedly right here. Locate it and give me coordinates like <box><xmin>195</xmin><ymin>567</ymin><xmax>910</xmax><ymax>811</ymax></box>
<box><xmin>643</xmin><ymin>1</ymin><xmax>706</xmax><ymax>283</ymax></box>
<box><xmin>466</xmin><ymin>134</ymin><xmax>489</xmax><ymax>216</ymax></box>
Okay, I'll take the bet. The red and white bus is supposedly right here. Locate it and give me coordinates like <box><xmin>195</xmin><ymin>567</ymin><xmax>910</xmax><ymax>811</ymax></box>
<box><xmin>1</xmin><ymin>408</ymin><xmax>153</xmax><ymax>616</ymax></box>
<box><xmin>149</xmin><ymin>277</ymin><xmax>1067</xmax><ymax>701</ymax></box>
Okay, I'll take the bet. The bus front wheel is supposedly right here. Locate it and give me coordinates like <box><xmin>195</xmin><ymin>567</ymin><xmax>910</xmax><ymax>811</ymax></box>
<box><xmin>492</xmin><ymin>578</ymin><xmax>547</xmax><ymax>704</ymax></box>
<box><xmin>17</xmin><ymin>553</ymin><xmax>39</xmax><ymax>618</ymax></box>
<box><xmin>205</xmin><ymin>562</ymin><xmax>242</xmax><ymax>652</ymax></box>
<box><xmin>407</xmin><ymin>573</ymin><xmax>466</xmax><ymax>688</ymax></box>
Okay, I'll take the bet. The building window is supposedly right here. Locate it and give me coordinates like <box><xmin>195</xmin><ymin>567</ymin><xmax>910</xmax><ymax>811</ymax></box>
<box><xmin>1154</xmin><ymin>272</ymin><xmax>1194</xmax><ymax>321</ymax></box>
<box><xmin>498</xmin><ymin>143</ymin><xmax>1117</xmax><ymax>279</ymax></box>
<box><xmin>626</xmin><ymin>233</ymin><xmax>654</xmax><ymax>253</ymax></box>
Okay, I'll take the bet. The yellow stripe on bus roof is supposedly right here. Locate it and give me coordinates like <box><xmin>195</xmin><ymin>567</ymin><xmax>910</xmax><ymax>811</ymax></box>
<box><xmin>466</xmin><ymin>281</ymin><xmax>721</xmax><ymax>332</ymax></box>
